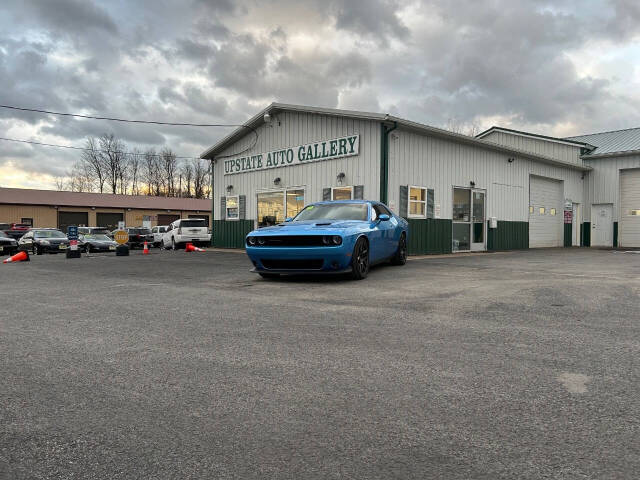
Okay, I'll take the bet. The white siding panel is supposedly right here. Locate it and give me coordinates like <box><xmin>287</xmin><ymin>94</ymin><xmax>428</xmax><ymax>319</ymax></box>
<box><xmin>388</xmin><ymin>129</ymin><xmax>583</xmax><ymax>222</ymax></box>
<box><xmin>212</xmin><ymin>111</ymin><xmax>380</xmax><ymax>220</ymax></box>
<box><xmin>620</xmin><ymin>168</ymin><xmax>640</xmax><ymax>247</ymax></box>
<box><xmin>529</xmin><ymin>176</ymin><xmax>563</xmax><ymax>247</ymax></box>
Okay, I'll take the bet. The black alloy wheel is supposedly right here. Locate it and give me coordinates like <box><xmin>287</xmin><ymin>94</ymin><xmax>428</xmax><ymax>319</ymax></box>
<box><xmin>351</xmin><ymin>237</ymin><xmax>370</xmax><ymax>280</ymax></box>
<box><xmin>391</xmin><ymin>233</ymin><xmax>407</xmax><ymax>265</ymax></box>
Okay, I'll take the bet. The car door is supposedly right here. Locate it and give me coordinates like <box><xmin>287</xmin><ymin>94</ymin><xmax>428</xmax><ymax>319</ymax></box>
<box><xmin>19</xmin><ymin>231</ymin><xmax>33</xmax><ymax>250</ymax></box>
<box><xmin>374</xmin><ymin>204</ymin><xmax>397</xmax><ymax>258</ymax></box>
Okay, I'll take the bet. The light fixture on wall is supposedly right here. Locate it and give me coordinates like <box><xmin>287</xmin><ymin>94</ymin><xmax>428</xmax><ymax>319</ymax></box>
<box><xmin>127</xmin><ymin>208</ymin><xmax>132</xmax><ymax>212</ymax></box>
<box><xmin>470</xmin><ymin>181</ymin><xmax>476</xmax><ymax>187</ymax></box>
<box><xmin>226</xmin><ymin>185</ymin><xmax>233</xmax><ymax>193</ymax></box>
<box><xmin>507</xmin><ymin>157</ymin><xmax>514</xmax><ymax>163</ymax></box>
<box><xmin>337</xmin><ymin>172</ymin><xmax>346</xmax><ymax>185</ymax></box>
<box><xmin>91</xmin><ymin>207</ymin><xmax>96</xmax><ymax>210</ymax></box>
<box><xmin>274</xmin><ymin>177</ymin><xmax>281</xmax><ymax>186</ymax></box>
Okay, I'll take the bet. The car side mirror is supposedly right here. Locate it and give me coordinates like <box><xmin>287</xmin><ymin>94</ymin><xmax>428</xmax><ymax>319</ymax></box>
<box><xmin>379</xmin><ymin>214</ymin><xmax>390</xmax><ymax>221</ymax></box>
<box><xmin>285</xmin><ymin>217</ymin><xmax>293</xmax><ymax>222</ymax></box>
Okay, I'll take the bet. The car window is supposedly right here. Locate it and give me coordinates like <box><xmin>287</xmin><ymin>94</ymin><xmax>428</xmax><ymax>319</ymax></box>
<box><xmin>34</xmin><ymin>230</ymin><xmax>67</xmax><ymax>238</ymax></box>
<box><xmin>294</xmin><ymin>203</ymin><xmax>368</xmax><ymax>221</ymax></box>
<box><xmin>370</xmin><ymin>207</ymin><xmax>377</xmax><ymax>221</ymax></box>
<box><xmin>374</xmin><ymin>204</ymin><xmax>391</xmax><ymax>217</ymax></box>
<box><xmin>180</xmin><ymin>219</ymin><xmax>206</xmax><ymax>228</ymax></box>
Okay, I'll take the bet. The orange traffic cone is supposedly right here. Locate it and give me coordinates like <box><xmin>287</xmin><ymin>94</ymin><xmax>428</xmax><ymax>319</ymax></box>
<box><xmin>3</xmin><ymin>250</ymin><xmax>30</xmax><ymax>263</ymax></box>
<box><xmin>185</xmin><ymin>242</ymin><xmax>195</xmax><ymax>252</ymax></box>
<box><xmin>143</xmin><ymin>241</ymin><xmax>149</xmax><ymax>255</ymax></box>
<box><xmin>193</xmin><ymin>245</ymin><xmax>205</xmax><ymax>252</ymax></box>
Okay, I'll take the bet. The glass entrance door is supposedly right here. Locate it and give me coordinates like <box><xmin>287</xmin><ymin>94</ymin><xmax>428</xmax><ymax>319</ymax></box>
<box><xmin>452</xmin><ymin>187</ymin><xmax>486</xmax><ymax>252</ymax></box>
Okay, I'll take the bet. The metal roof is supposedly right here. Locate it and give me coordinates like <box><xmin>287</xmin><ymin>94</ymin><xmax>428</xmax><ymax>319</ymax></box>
<box><xmin>201</xmin><ymin>103</ymin><xmax>591</xmax><ymax>172</ymax></box>
<box><xmin>566</xmin><ymin>127</ymin><xmax>640</xmax><ymax>158</ymax></box>
<box><xmin>0</xmin><ymin>187</ymin><xmax>212</xmax><ymax>211</ymax></box>
<box><xmin>476</xmin><ymin>126</ymin><xmax>593</xmax><ymax>148</ymax></box>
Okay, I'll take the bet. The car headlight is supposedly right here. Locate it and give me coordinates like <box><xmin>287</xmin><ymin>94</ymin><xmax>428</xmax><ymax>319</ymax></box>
<box><xmin>40</xmin><ymin>240</ymin><xmax>50</xmax><ymax>245</ymax></box>
<box><xmin>257</xmin><ymin>237</ymin><xmax>266</xmax><ymax>245</ymax></box>
<box><xmin>322</xmin><ymin>235</ymin><xmax>342</xmax><ymax>245</ymax></box>
<box><xmin>247</xmin><ymin>236</ymin><xmax>257</xmax><ymax>246</ymax></box>
<box><xmin>322</xmin><ymin>236</ymin><xmax>331</xmax><ymax>245</ymax></box>
<box><xmin>332</xmin><ymin>236</ymin><xmax>342</xmax><ymax>245</ymax></box>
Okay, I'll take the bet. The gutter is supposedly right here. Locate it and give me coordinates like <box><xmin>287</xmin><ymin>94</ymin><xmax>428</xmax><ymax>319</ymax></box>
<box><xmin>581</xmin><ymin>149</ymin><xmax>640</xmax><ymax>160</ymax></box>
<box><xmin>380</xmin><ymin>119</ymin><xmax>397</xmax><ymax>204</ymax></box>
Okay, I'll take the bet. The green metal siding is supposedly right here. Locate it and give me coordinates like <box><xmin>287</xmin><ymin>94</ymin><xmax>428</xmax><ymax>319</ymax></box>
<box><xmin>213</xmin><ymin>220</ymin><xmax>253</xmax><ymax>248</ymax></box>
<box><xmin>582</xmin><ymin>222</ymin><xmax>591</xmax><ymax>247</ymax></box>
<box><xmin>487</xmin><ymin>221</ymin><xmax>529</xmax><ymax>251</ymax></box>
<box><xmin>613</xmin><ymin>222</ymin><xmax>618</xmax><ymax>247</ymax></box>
<box><xmin>564</xmin><ymin>223</ymin><xmax>572</xmax><ymax>247</ymax></box>
<box><xmin>406</xmin><ymin>219</ymin><xmax>452</xmax><ymax>255</ymax></box>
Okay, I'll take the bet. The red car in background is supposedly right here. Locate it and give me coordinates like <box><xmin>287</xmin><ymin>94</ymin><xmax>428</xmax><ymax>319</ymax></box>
<box><xmin>2</xmin><ymin>223</ymin><xmax>31</xmax><ymax>241</ymax></box>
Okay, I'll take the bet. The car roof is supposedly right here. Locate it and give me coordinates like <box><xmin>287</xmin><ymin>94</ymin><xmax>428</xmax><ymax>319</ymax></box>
<box><xmin>312</xmin><ymin>200</ymin><xmax>372</xmax><ymax>205</ymax></box>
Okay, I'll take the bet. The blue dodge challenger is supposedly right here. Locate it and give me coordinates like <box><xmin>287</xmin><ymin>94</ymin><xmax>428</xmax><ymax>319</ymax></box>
<box><xmin>245</xmin><ymin>200</ymin><xmax>408</xmax><ymax>280</ymax></box>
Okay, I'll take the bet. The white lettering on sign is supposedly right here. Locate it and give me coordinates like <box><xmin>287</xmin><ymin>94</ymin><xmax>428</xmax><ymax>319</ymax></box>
<box><xmin>223</xmin><ymin>134</ymin><xmax>359</xmax><ymax>176</ymax></box>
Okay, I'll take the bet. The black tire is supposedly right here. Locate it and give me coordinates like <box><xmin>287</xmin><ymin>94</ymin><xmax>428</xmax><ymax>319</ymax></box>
<box><xmin>161</xmin><ymin>240</ymin><xmax>166</xmax><ymax>250</ymax></box>
<box><xmin>351</xmin><ymin>237</ymin><xmax>370</xmax><ymax>280</ymax></box>
<box><xmin>171</xmin><ymin>238</ymin><xmax>176</xmax><ymax>250</ymax></box>
<box><xmin>258</xmin><ymin>272</ymin><xmax>279</xmax><ymax>279</ymax></box>
<box><xmin>391</xmin><ymin>233</ymin><xmax>407</xmax><ymax>265</ymax></box>
<box><xmin>34</xmin><ymin>244</ymin><xmax>42</xmax><ymax>255</ymax></box>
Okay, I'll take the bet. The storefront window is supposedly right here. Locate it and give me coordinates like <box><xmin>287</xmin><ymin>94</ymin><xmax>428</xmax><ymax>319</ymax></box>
<box><xmin>226</xmin><ymin>195</ymin><xmax>239</xmax><ymax>220</ymax></box>
<box><xmin>286</xmin><ymin>189</ymin><xmax>305</xmax><ymax>219</ymax></box>
<box><xmin>258</xmin><ymin>189</ymin><xmax>305</xmax><ymax>227</ymax></box>
<box><xmin>453</xmin><ymin>188</ymin><xmax>470</xmax><ymax>221</ymax></box>
<box><xmin>409</xmin><ymin>187</ymin><xmax>426</xmax><ymax>217</ymax></box>
<box><xmin>332</xmin><ymin>187</ymin><xmax>352</xmax><ymax>200</ymax></box>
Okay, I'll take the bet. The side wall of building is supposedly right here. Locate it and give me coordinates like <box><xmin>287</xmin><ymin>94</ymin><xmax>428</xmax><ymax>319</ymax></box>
<box><xmin>481</xmin><ymin>130</ymin><xmax>583</xmax><ymax>165</ymax></box>
<box><xmin>387</xmin><ymin>128</ymin><xmax>584</xmax><ymax>252</ymax></box>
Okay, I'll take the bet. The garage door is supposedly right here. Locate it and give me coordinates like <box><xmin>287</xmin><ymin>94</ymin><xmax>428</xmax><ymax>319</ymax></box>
<box><xmin>96</xmin><ymin>212</ymin><xmax>123</xmax><ymax>231</ymax></box>
<box><xmin>620</xmin><ymin>169</ymin><xmax>640</xmax><ymax>247</ymax></box>
<box><xmin>529</xmin><ymin>176</ymin><xmax>563</xmax><ymax>247</ymax></box>
<box><xmin>157</xmin><ymin>214</ymin><xmax>179</xmax><ymax>226</ymax></box>
<box><xmin>58</xmin><ymin>211</ymin><xmax>88</xmax><ymax>233</ymax></box>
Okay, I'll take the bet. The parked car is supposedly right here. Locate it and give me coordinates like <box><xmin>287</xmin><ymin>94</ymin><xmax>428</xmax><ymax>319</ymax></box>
<box><xmin>151</xmin><ymin>225</ymin><xmax>168</xmax><ymax>247</ymax></box>
<box><xmin>245</xmin><ymin>200</ymin><xmax>408</xmax><ymax>280</ymax></box>
<box><xmin>0</xmin><ymin>231</ymin><xmax>19</xmax><ymax>256</ymax></box>
<box><xmin>5</xmin><ymin>223</ymin><xmax>31</xmax><ymax>240</ymax></box>
<box><xmin>78</xmin><ymin>233</ymin><xmax>118</xmax><ymax>253</ymax></box>
<box><xmin>162</xmin><ymin>218</ymin><xmax>210</xmax><ymax>249</ymax></box>
<box><xmin>18</xmin><ymin>228</ymin><xmax>70</xmax><ymax>254</ymax></box>
<box><xmin>78</xmin><ymin>226</ymin><xmax>112</xmax><ymax>236</ymax></box>
<box><xmin>111</xmin><ymin>227</ymin><xmax>153</xmax><ymax>249</ymax></box>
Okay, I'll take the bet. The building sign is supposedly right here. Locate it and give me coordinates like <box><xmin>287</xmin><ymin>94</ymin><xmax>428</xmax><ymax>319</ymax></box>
<box><xmin>223</xmin><ymin>134</ymin><xmax>359</xmax><ymax>176</ymax></box>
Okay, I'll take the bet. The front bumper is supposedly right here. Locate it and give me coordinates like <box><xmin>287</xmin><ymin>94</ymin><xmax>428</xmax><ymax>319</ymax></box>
<box><xmin>175</xmin><ymin>235</ymin><xmax>210</xmax><ymax>246</ymax></box>
<box><xmin>246</xmin><ymin>244</ymin><xmax>354</xmax><ymax>273</ymax></box>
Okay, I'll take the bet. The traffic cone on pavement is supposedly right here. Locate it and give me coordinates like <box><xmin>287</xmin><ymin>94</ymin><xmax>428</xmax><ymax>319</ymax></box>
<box><xmin>143</xmin><ymin>241</ymin><xmax>149</xmax><ymax>255</ymax></box>
<box><xmin>185</xmin><ymin>242</ymin><xmax>195</xmax><ymax>252</ymax></box>
<box><xmin>3</xmin><ymin>250</ymin><xmax>30</xmax><ymax>263</ymax></box>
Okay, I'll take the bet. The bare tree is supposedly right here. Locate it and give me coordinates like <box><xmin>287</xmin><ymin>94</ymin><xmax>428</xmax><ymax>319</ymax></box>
<box><xmin>444</xmin><ymin>118</ymin><xmax>481</xmax><ymax>137</ymax></box>
<box><xmin>54</xmin><ymin>176</ymin><xmax>66</xmax><ymax>191</ymax></box>
<box><xmin>160</xmin><ymin>148</ymin><xmax>178</xmax><ymax>197</ymax></box>
<box><xmin>98</xmin><ymin>133</ymin><xmax>128</xmax><ymax>194</ymax></box>
<box><xmin>66</xmin><ymin>160</ymin><xmax>94</xmax><ymax>192</ymax></box>
<box><xmin>192</xmin><ymin>158</ymin><xmax>210</xmax><ymax>199</ymax></box>
<box><xmin>180</xmin><ymin>161</ymin><xmax>193</xmax><ymax>197</ymax></box>
<box><xmin>81</xmin><ymin>137</ymin><xmax>106</xmax><ymax>193</ymax></box>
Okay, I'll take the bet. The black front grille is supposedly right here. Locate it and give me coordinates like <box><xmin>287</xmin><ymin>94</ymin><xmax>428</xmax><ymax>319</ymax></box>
<box><xmin>261</xmin><ymin>259</ymin><xmax>324</xmax><ymax>270</ymax></box>
<box><xmin>250</xmin><ymin>235</ymin><xmax>326</xmax><ymax>247</ymax></box>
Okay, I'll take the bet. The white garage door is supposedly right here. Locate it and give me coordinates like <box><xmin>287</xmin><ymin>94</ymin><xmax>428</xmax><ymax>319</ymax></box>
<box><xmin>620</xmin><ymin>169</ymin><xmax>640</xmax><ymax>247</ymax></box>
<box><xmin>529</xmin><ymin>176</ymin><xmax>563</xmax><ymax>248</ymax></box>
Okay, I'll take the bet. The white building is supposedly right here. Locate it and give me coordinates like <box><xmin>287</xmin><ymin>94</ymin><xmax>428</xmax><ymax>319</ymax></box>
<box><xmin>201</xmin><ymin>103</ymin><xmax>639</xmax><ymax>253</ymax></box>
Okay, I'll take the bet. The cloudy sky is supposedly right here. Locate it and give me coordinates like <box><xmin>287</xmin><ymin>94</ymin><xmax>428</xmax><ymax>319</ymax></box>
<box><xmin>1</xmin><ymin>0</ymin><xmax>640</xmax><ymax>189</ymax></box>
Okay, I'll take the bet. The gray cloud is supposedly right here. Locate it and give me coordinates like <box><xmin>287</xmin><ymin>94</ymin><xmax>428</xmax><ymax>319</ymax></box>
<box><xmin>1</xmin><ymin>0</ymin><xmax>639</xmax><ymax>187</ymax></box>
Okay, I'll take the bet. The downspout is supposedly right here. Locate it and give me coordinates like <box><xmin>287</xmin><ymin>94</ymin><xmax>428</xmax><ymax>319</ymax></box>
<box><xmin>210</xmin><ymin>158</ymin><xmax>215</xmax><ymax>246</ymax></box>
<box><xmin>379</xmin><ymin>119</ymin><xmax>397</xmax><ymax>205</ymax></box>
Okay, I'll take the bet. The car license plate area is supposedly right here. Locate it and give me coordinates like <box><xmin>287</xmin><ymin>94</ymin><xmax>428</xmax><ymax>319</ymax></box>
<box><xmin>59</xmin><ymin>245</ymin><xmax>67</xmax><ymax>250</ymax></box>
<box><xmin>109</xmin><ymin>246</ymin><xmax>116</xmax><ymax>250</ymax></box>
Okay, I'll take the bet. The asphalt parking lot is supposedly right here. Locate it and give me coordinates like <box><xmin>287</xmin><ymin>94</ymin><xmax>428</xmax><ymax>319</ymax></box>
<box><xmin>1</xmin><ymin>247</ymin><xmax>639</xmax><ymax>479</ymax></box>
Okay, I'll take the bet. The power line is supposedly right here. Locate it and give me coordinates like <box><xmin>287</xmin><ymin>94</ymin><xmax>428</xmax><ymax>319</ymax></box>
<box><xmin>0</xmin><ymin>136</ymin><xmax>199</xmax><ymax>160</ymax></box>
<box><xmin>0</xmin><ymin>103</ymin><xmax>260</xmax><ymax>158</ymax></box>
<box><xmin>0</xmin><ymin>104</ymin><xmax>245</xmax><ymax>128</ymax></box>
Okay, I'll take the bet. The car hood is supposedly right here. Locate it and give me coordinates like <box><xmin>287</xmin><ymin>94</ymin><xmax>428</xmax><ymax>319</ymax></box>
<box><xmin>252</xmin><ymin>220</ymin><xmax>367</xmax><ymax>235</ymax></box>
<box><xmin>0</xmin><ymin>238</ymin><xmax>16</xmax><ymax>244</ymax></box>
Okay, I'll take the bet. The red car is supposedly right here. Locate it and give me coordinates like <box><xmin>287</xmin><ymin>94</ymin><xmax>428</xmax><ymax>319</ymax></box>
<box><xmin>5</xmin><ymin>223</ymin><xmax>31</xmax><ymax>241</ymax></box>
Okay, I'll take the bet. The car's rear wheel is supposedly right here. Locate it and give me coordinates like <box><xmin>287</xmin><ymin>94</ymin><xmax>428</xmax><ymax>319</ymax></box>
<box><xmin>391</xmin><ymin>233</ymin><xmax>407</xmax><ymax>265</ymax></box>
<box><xmin>161</xmin><ymin>239</ymin><xmax>166</xmax><ymax>250</ymax></box>
<box><xmin>171</xmin><ymin>238</ymin><xmax>176</xmax><ymax>250</ymax></box>
<box><xmin>351</xmin><ymin>237</ymin><xmax>369</xmax><ymax>280</ymax></box>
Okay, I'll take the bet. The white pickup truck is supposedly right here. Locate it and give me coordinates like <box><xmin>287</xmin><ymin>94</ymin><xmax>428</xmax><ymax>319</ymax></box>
<box><xmin>162</xmin><ymin>218</ymin><xmax>210</xmax><ymax>249</ymax></box>
<box><xmin>151</xmin><ymin>225</ymin><xmax>168</xmax><ymax>247</ymax></box>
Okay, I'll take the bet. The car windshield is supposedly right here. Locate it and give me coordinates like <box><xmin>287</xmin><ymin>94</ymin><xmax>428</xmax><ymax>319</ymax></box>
<box><xmin>84</xmin><ymin>234</ymin><xmax>111</xmax><ymax>241</ymax></box>
<box><xmin>181</xmin><ymin>220</ymin><xmax>206</xmax><ymax>228</ymax></box>
<box><xmin>34</xmin><ymin>230</ymin><xmax>67</xmax><ymax>239</ymax></box>
<box><xmin>0</xmin><ymin>231</ymin><xmax>9</xmax><ymax>238</ymax></box>
<box><xmin>294</xmin><ymin>203</ymin><xmax>369</xmax><ymax>222</ymax></box>
<box><xmin>130</xmin><ymin>228</ymin><xmax>151</xmax><ymax>234</ymax></box>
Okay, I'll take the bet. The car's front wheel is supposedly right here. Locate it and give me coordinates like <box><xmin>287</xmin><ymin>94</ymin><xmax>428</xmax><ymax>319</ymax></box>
<box><xmin>351</xmin><ymin>237</ymin><xmax>369</xmax><ymax>280</ymax></box>
<box><xmin>391</xmin><ymin>233</ymin><xmax>407</xmax><ymax>265</ymax></box>
<box><xmin>171</xmin><ymin>237</ymin><xmax>176</xmax><ymax>250</ymax></box>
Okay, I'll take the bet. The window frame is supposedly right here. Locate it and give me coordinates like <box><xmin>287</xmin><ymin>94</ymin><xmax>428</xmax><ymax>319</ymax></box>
<box><xmin>408</xmin><ymin>185</ymin><xmax>427</xmax><ymax>219</ymax></box>
<box><xmin>225</xmin><ymin>195</ymin><xmax>240</xmax><ymax>221</ymax></box>
<box><xmin>21</xmin><ymin>218</ymin><xmax>33</xmax><ymax>226</ymax></box>
<box><xmin>331</xmin><ymin>185</ymin><xmax>353</xmax><ymax>201</ymax></box>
